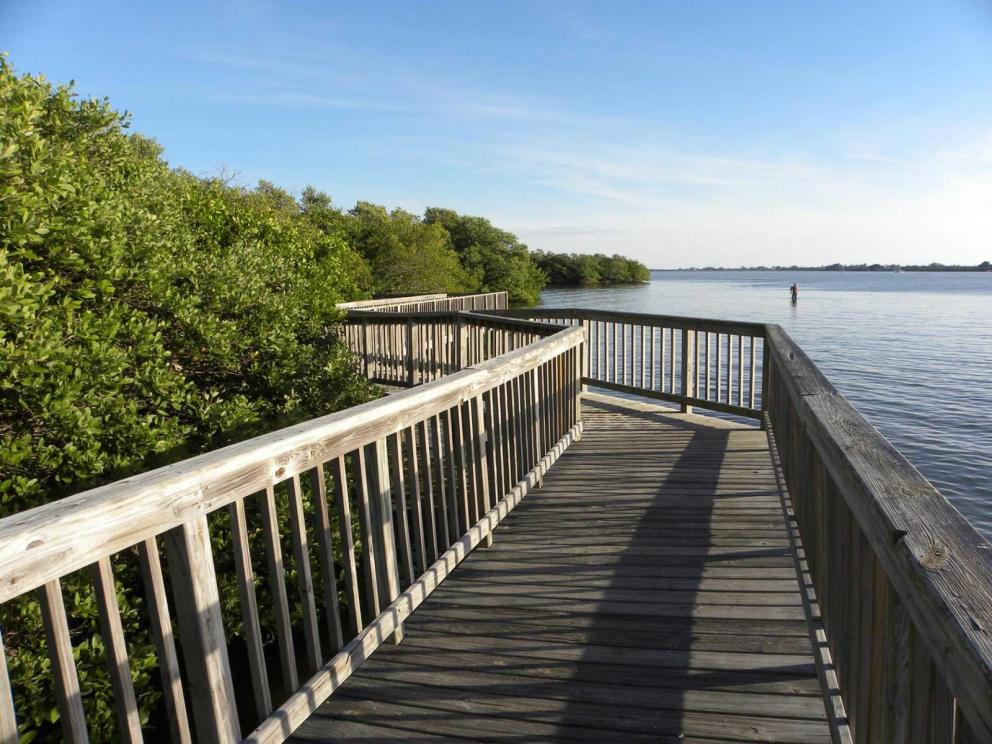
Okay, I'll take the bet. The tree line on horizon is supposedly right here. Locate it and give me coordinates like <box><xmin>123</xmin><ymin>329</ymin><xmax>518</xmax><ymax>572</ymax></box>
<box><xmin>0</xmin><ymin>58</ymin><xmax>649</xmax><ymax>740</ymax></box>
<box><xmin>675</xmin><ymin>261</ymin><xmax>992</xmax><ymax>272</ymax></box>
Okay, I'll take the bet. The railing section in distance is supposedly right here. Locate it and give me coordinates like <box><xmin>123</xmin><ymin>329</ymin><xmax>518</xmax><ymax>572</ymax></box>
<box><xmin>340</xmin><ymin>310</ymin><xmax>562</xmax><ymax>387</ymax></box>
<box><xmin>0</xmin><ymin>311</ymin><xmax>583</xmax><ymax>744</ymax></box>
<box><xmin>337</xmin><ymin>291</ymin><xmax>508</xmax><ymax>313</ymax></box>
<box><xmin>499</xmin><ymin>308</ymin><xmax>765</xmax><ymax>419</ymax></box>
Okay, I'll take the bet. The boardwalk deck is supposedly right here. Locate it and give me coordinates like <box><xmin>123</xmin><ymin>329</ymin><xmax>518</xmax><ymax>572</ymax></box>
<box><xmin>289</xmin><ymin>393</ymin><xmax>833</xmax><ymax>743</ymax></box>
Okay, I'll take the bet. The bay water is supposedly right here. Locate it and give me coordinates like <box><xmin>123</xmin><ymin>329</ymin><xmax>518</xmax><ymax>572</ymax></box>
<box><xmin>539</xmin><ymin>270</ymin><xmax>992</xmax><ymax>539</ymax></box>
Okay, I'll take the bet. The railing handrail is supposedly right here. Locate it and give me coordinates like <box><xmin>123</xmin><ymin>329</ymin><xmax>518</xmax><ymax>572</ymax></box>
<box><xmin>336</xmin><ymin>293</ymin><xmax>449</xmax><ymax>309</ymax></box>
<box><xmin>497</xmin><ymin>306</ymin><xmax>767</xmax><ymax>337</ymax></box>
<box><xmin>764</xmin><ymin>323</ymin><xmax>992</xmax><ymax>738</ymax></box>
<box><xmin>0</xmin><ymin>321</ymin><xmax>583</xmax><ymax>606</ymax></box>
<box><xmin>344</xmin><ymin>309</ymin><xmax>565</xmax><ymax>334</ymax></box>
<box><xmin>336</xmin><ymin>291</ymin><xmax>507</xmax><ymax>312</ymax></box>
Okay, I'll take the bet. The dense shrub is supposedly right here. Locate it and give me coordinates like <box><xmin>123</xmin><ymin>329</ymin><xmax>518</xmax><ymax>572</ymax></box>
<box><xmin>0</xmin><ymin>58</ymin><xmax>376</xmax><ymax>741</ymax></box>
<box><xmin>425</xmin><ymin>207</ymin><xmax>546</xmax><ymax>306</ymax></box>
<box><xmin>347</xmin><ymin>201</ymin><xmax>475</xmax><ymax>295</ymax></box>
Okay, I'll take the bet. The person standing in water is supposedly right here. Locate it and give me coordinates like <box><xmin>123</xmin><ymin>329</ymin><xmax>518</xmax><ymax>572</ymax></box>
<box><xmin>790</xmin><ymin>283</ymin><xmax>799</xmax><ymax>302</ymax></box>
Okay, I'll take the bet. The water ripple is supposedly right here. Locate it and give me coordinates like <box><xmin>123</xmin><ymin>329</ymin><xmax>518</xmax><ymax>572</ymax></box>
<box><xmin>540</xmin><ymin>271</ymin><xmax>992</xmax><ymax>539</ymax></box>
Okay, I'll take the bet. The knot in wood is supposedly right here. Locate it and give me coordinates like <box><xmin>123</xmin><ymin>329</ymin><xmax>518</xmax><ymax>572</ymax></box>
<box><xmin>922</xmin><ymin>541</ymin><xmax>948</xmax><ymax>570</ymax></box>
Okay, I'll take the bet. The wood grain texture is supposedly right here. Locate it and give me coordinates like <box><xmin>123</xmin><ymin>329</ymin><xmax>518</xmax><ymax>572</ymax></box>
<box><xmin>164</xmin><ymin>517</ymin><xmax>239</xmax><ymax>744</ymax></box>
<box><xmin>243</xmin><ymin>420</ymin><xmax>581</xmax><ymax>744</ymax></box>
<box><xmin>228</xmin><ymin>499</ymin><xmax>272</xmax><ymax>722</ymax></box>
<box><xmin>38</xmin><ymin>580</ymin><xmax>88</xmax><ymax>743</ymax></box>
<box><xmin>283</xmin><ymin>395</ymin><xmax>830</xmax><ymax>743</ymax></box>
<box><xmin>766</xmin><ymin>323</ymin><xmax>992</xmax><ymax>738</ymax></box>
<box><xmin>136</xmin><ymin>538</ymin><xmax>192</xmax><ymax>743</ymax></box>
<box><xmin>91</xmin><ymin>558</ymin><xmax>143</xmax><ymax>743</ymax></box>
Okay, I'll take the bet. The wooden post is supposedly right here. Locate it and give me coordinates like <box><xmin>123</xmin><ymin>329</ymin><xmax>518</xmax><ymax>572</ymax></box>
<box><xmin>760</xmin><ymin>337</ymin><xmax>771</xmax><ymax>429</ymax></box>
<box><xmin>680</xmin><ymin>329</ymin><xmax>695</xmax><ymax>413</ymax></box>
<box><xmin>164</xmin><ymin>516</ymin><xmax>240</xmax><ymax>744</ymax></box>
<box><xmin>578</xmin><ymin>320</ymin><xmax>592</xmax><ymax>393</ymax></box>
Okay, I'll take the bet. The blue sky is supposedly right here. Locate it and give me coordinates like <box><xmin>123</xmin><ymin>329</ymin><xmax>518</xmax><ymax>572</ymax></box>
<box><xmin>4</xmin><ymin>1</ymin><xmax>992</xmax><ymax>267</ymax></box>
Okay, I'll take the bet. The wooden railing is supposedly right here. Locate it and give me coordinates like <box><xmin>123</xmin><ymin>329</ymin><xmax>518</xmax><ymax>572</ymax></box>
<box><xmin>340</xmin><ymin>311</ymin><xmax>560</xmax><ymax>386</ymax></box>
<box><xmin>336</xmin><ymin>291</ymin><xmax>507</xmax><ymax>313</ymax></box>
<box><xmin>3</xmin><ymin>295</ymin><xmax>992</xmax><ymax>744</ymax></box>
<box><xmin>0</xmin><ymin>312</ymin><xmax>583</xmax><ymax>744</ymax></box>
<box><xmin>764</xmin><ymin>324</ymin><xmax>992</xmax><ymax>743</ymax></box>
<box><xmin>499</xmin><ymin>308</ymin><xmax>766</xmax><ymax>419</ymax></box>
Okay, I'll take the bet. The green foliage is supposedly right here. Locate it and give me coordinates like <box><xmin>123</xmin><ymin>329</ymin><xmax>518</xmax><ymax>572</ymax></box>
<box><xmin>0</xmin><ymin>58</ymin><xmax>377</xmax><ymax>742</ymax></box>
<box><xmin>424</xmin><ymin>207</ymin><xmax>546</xmax><ymax>306</ymax></box>
<box><xmin>534</xmin><ymin>251</ymin><xmax>650</xmax><ymax>286</ymax></box>
<box><xmin>348</xmin><ymin>202</ymin><xmax>475</xmax><ymax>296</ymax></box>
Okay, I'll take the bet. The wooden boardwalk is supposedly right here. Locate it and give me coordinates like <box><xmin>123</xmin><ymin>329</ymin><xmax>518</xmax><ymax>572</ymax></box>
<box><xmin>289</xmin><ymin>393</ymin><xmax>833</xmax><ymax>743</ymax></box>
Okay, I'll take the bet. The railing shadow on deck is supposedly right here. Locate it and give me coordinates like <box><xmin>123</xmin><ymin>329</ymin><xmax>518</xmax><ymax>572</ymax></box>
<box><xmin>546</xmin><ymin>400</ymin><xmax>734</xmax><ymax>739</ymax></box>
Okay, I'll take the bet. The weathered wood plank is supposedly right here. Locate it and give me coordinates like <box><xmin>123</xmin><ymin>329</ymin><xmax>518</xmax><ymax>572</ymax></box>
<box><xmin>38</xmin><ymin>580</ymin><xmax>88</xmax><ymax>743</ymax></box>
<box><xmin>260</xmin><ymin>485</ymin><xmax>299</xmax><ymax>692</ymax></box>
<box><xmin>91</xmin><ymin>557</ymin><xmax>143</xmax><ymax>743</ymax></box>
<box><xmin>136</xmin><ymin>538</ymin><xmax>192</xmax><ymax>743</ymax></box>
<box><xmin>287</xmin><ymin>475</ymin><xmax>322</xmax><ymax>676</ymax></box>
<box><xmin>228</xmin><ymin>499</ymin><xmax>272</xmax><ymax>722</ymax></box>
<box><xmin>164</xmin><ymin>516</ymin><xmax>240</xmax><ymax>743</ymax></box>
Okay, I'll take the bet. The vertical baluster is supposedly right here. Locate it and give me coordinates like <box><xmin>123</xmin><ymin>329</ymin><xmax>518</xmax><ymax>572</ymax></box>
<box><xmin>330</xmin><ymin>456</ymin><xmax>363</xmax><ymax>634</ymax></box>
<box><xmin>260</xmin><ymin>485</ymin><xmax>298</xmax><ymax>691</ymax></box>
<box><xmin>406</xmin><ymin>426</ymin><xmax>429</xmax><ymax>575</ymax></box>
<box><xmin>416</xmin><ymin>419</ymin><xmax>440</xmax><ymax>562</ymax></box>
<box><xmin>680</xmin><ymin>329</ymin><xmax>695</xmax><ymax>413</ymax></box>
<box><xmin>387</xmin><ymin>432</ymin><xmax>415</xmax><ymax>585</ymax></box>
<box><xmin>737</xmin><ymin>335</ymin><xmax>744</xmax><ymax>407</ymax></box>
<box><xmin>612</xmin><ymin>321</ymin><xmax>619</xmax><ymax>383</ymax></box>
<box><xmin>442</xmin><ymin>410</ymin><xmax>462</xmax><ymax>540</ymax></box>
<box><xmin>137</xmin><ymin>539</ymin><xmax>192</xmax><ymax>743</ymax></box>
<box><xmin>452</xmin><ymin>404</ymin><xmax>471</xmax><ymax>531</ymax></box>
<box><xmin>476</xmin><ymin>394</ymin><xmax>495</xmax><ymax>547</ymax></box>
<box><xmin>92</xmin><ymin>558</ymin><xmax>143</xmax><ymax>743</ymax></box>
<box><xmin>750</xmin><ymin>336</ymin><xmax>757</xmax><ymax>408</ymax></box>
<box><xmin>287</xmin><ymin>474</ymin><xmax>322</xmax><ymax>675</ymax></box>
<box><xmin>668</xmin><ymin>328</ymin><xmax>676</xmax><ymax>394</ymax></box>
<box><xmin>648</xmin><ymin>326</ymin><xmax>659</xmax><ymax>390</ymax></box>
<box><xmin>38</xmin><ymin>580</ymin><xmax>88</xmax><ymax>743</ymax></box>
<box><xmin>227</xmin><ymin>500</ymin><xmax>272</xmax><ymax>721</ymax></box>
<box><xmin>309</xmin><ymin>466</ymin><xmax>344</xmax><ymax>651</ymax></box>
<box><xmin>368</xmin><ymin>439</ymin><xmax>404</xmax><ymax>643</ymax></box>
<box><xmin>355</xmin><ymin>448</ymin><xmax>382</xmax><ymax>618</ymax></box>
<box><xmin>435</xmin><ymin>413</ymin><xmax>455</xmax><ymax>544</ymax></box>
<box><xmin>491</xmin><ymin>384</ymin><xmax>507</xmax><ymax>500</ymax></box>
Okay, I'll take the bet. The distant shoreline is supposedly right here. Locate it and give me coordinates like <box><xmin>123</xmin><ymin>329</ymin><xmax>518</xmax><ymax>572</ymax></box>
<box><xmin>652</xmin><ymin>263</ymin><xmax>991</xmax><ymax>273</ymax></box>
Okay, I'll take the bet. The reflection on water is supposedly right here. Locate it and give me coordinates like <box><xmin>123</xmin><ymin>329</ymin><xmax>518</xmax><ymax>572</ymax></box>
<box><xmin>539</xmin><ymin>271</ymin><xmax>992</xmax><ymax>539</ymax></box>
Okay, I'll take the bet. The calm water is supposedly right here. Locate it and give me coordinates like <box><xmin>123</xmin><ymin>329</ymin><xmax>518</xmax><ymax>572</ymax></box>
<box><xmin>539</xmin><ymin>271</ymin><xmax>992</xmax><ymax>539</ymax></box>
